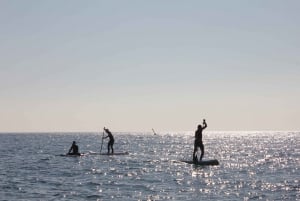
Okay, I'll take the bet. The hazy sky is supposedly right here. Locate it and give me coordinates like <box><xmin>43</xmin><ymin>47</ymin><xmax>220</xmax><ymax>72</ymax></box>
<box><xmin>0</xmin><ymin>1</ymin><xmax>299</xmax><ymax>132</ymax></box>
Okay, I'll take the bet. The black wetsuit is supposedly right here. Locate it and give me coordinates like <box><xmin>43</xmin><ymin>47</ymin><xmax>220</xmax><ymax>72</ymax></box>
<box><xmin>193</xmin><ymin>122</ymin><xmax>207</xmax><ymax>161</ymax></box>
<box><xmin>104</xmin><ymin>129</ymin><xmax>114</xmax><ymax>154</ymax></box>
<box><xmin>68</xmin><ymin>143</ymin><xmax>80</xmax><ymax>155</ymax></box>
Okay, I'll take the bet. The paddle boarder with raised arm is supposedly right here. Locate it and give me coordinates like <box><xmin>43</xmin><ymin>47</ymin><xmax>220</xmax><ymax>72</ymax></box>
<box><xmin>193</xmin><ymin>119</ymin><xmax>207</xmax><ymax>162</ymax></box>
<box><xmin>103</xmin><ymin>127</ymin><xmax>114</xmax><ymax>154</ymax></box>
<box><xmin>68</xmin><ymin>141</ymin><xmax>80</xmax><ymax>155</ymax></box>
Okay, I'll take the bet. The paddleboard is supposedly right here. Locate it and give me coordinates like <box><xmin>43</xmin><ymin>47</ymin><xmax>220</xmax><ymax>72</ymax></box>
<box><xmin>181</xmin><ymin>159</ymin><xmax>219</xmax><ymax>166</ymax></box>
<box><xmin>59</xmin><ymin>153</ymin><xmax>86</xmax><ymax>157</ymax></box>
<box><xmin>89</xmin><ymin>152</ymin><xmax>129</xmax><ymax>156</ymax></box>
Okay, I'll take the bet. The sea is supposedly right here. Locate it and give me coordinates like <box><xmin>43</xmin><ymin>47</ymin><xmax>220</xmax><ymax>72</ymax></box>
<box><xmin>0</xmin><ymin>131</ymin><xmax>299</xmax><ymax>201</ymax></box>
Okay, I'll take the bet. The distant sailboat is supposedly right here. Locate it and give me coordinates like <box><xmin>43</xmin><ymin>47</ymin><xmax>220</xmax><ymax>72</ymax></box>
<box><xmin>152</xmin><ymin>128</ymin><xmax>157</xmax><ymax>135</ymax></box>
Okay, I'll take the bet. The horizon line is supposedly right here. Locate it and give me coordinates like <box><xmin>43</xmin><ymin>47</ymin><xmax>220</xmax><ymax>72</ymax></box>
<box><xmin>0</xmin><ymin>130</ymin><xmax>299</xmax><ymax>134</ymax></box>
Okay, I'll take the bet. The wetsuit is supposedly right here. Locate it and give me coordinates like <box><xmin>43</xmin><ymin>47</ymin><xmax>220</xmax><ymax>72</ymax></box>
<box><xmin>193</xmin><ymin>121</ymin><xmax>207</xmax><ymax>161</ymax></box>
<box><xmin>68</xmin><ymin>142</ymin><xmax>80</xmax><ymax>155</ymax></box>
<box><xmin>104</xmin><ymin>128</ymin><xmax>114</xmax><ymax>154</ymax></box>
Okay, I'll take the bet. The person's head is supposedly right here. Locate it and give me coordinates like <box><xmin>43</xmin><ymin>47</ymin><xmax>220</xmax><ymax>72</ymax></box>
<box><xmin>198</xmin><ymin>124</ymin><xmax>202</xmax><ymax>129</ymax></box>
<box><xmin>72</xmin><ymin>141</ymin><xmax>76</xmax><ymax>145</ymax></box>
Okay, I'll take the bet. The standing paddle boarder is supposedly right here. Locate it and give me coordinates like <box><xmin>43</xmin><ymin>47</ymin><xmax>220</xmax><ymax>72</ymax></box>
<box><xmin>103</xmin><ymin>127</ymin><xmax>114</xmax><ymax>154</ymax></box>
<box><xmin>193</xmin><ymin>119</ymin><xmax>207</xmax><ymax>162</ymax></box>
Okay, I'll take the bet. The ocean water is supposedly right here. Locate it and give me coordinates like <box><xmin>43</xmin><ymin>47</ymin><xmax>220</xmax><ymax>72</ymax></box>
<box><xmin>0</xmin><ymin>131</ymin><xmax>299</xmax><ymax>201</ymax></box>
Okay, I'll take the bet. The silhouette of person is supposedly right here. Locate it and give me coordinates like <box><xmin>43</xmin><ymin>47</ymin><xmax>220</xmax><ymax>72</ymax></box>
<box><xmin>103</xmin><ymin>127</ymin><xmax>114</xmax><ymax>154</ymax></box>
<box><xmin>193</xmin><ymin>119</ymin><xmax>207</xmax><ymax>162</ymax></box>
<box><xmin>68</xmin><ymin>141</ymin><xmax>80</xmax><ymax>155</ymax></box>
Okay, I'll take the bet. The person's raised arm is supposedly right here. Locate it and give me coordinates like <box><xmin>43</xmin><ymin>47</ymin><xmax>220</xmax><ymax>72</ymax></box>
<box><xmin>202</xmin><ymin>119</ymin><xmax>207</xmax><ymax>129</ymax></box>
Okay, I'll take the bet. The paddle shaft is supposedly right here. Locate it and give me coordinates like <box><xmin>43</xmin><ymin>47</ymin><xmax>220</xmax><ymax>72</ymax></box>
<box><xmin>100</xmin><ymin>130</ymin><xmax>104</xmax><ymax>153</ymax></box>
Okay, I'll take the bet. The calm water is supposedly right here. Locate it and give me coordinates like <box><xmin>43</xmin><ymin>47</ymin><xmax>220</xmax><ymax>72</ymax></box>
<box><xmin>0</xmin><ymin>131</ymin><xmax>299</xmax><ymax>201</ymax></box>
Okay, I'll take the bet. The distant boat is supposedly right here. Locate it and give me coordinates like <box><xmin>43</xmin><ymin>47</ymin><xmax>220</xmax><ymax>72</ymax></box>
<box><xmin>152</xmin><ymin>128</ymin><xmax>157</xmax><ymax>135</ymax></box>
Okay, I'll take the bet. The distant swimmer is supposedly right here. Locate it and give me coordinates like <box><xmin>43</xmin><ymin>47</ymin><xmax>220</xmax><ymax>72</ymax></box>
<box><xmin>68</xmin><ymin>141</ymin><xmax>80</xmax><ymax>155</ymax></box>
<box><xmin>103</xmin><ymin>127</ymin><xmax>115</xmax><ymax>154</ymax></box>
<box><xmin>193</xmin><ymin>119</ymin><xmax>207</xmax><ymax>162</ymax></box>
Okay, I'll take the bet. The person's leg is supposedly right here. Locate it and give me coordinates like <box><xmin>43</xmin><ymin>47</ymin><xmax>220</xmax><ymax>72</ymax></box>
<box><xmin>108</xmin><ymin>140</ymin><xmax>113</xmax><ymax>154</ymax></box>
<box><xmin>111</xmin><ymin>142</ymin><xmax>114</xmax><ymax>154</ymax></box>
<box><xmin>193</xmin><ymin>142</ymin><xmax>198</xmax><ymax>162</ymax></box>
<box><xmin>199</xmin><ymin>143</ymin><xmax>204</xmax><ymax>161</ymax></box>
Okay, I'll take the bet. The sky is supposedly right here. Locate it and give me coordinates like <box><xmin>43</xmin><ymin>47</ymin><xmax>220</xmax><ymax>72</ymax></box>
<box><xmin>0</xmin><ymin>1</ymin><xmax>299</xmax><ymax>132</ymax></box>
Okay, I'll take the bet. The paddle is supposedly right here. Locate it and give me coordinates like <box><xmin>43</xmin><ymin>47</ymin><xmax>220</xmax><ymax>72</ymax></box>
<box><xmin>100</xmin><ymin>130</ymin><xmax>104</xmax><ymax>153</ymax></box>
